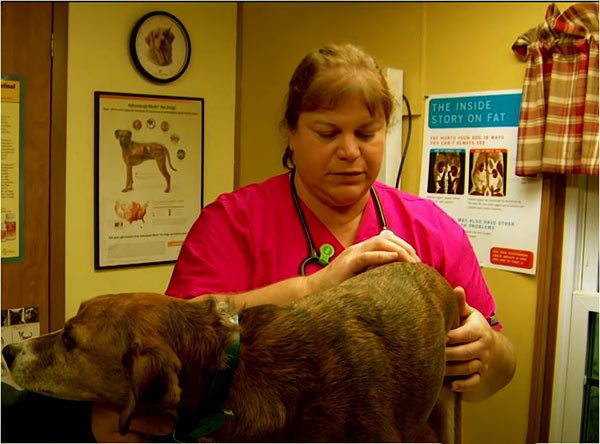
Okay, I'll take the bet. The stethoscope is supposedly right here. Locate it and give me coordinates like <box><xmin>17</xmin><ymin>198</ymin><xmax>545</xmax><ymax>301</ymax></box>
<box><xmin>290</xmin><ymin>169</ymin><xmax>390</xmax><ymax>276</ymax></box>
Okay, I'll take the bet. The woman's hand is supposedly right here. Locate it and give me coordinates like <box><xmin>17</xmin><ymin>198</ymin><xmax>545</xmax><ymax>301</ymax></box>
<box><xmin>308</xmin><ymin>230</ymin><xmax>420</xmax><ymax>294</ymax></box>
<box><xmin>445</xmin><ymin>287</ymin><xmax>493</xmax><ymax>392</ymax></box>
<box><xmin>92</xmin><ymin>403</ymin><xmax>174</xmax><ymax>443</ymax></box>
<box><xmin>445</xmin><ymin>287</ymin><xmax>516</xmax><ymax>401</ymax></box>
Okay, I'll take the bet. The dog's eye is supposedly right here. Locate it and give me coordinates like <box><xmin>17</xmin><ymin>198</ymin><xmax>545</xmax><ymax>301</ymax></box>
<box><xmin>62</xmin><ymin>331</ymin><xmax>76</xmax><ymax>351</ymax></box>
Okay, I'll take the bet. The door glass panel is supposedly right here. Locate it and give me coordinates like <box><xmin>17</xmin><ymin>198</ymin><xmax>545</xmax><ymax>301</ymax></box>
<box><xmin>581</xmin><ymin>311</ymin><xmax>599</xmax><ymax>443</ymax></box>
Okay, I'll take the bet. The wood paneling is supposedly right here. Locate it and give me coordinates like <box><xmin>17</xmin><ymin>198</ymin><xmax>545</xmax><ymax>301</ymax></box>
<box><xmin>526</xmin><ymin>175</ymin><xmax>566</xmax><ymax>443</ymax></box>
<box><xmin>1</xmin><ymin>2</ymin><xmax>53</xmax><ymax>333</ymax></box>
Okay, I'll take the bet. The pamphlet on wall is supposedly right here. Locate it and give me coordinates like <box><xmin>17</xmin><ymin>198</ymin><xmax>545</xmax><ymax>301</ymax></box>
<box><xmin>419</xmin><ymin>90</ymin><xmax>543</xmax><ymax>274</ymax></box>
<box><xmin>1</xmin><ymin>76</ymin><xmax>25</xmax><ymax>262</ymax></box>
<box><xmin>1</xmin><ymin>306</ymin><xmax>40</xmax><ymax>387</ymax></box>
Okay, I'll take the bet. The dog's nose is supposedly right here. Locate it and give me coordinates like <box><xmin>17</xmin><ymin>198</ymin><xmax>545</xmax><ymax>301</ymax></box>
<box><xmin>2</xmin><ymin>344</ymin><xmax>17</xmax><ymax>368</ymax></box>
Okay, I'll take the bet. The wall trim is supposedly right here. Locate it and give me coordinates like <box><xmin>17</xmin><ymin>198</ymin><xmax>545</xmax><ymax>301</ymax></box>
<box><xmin>526</xmin><ymin>174</ymin><xmax>566</xmax><ymax>443</ymax></box>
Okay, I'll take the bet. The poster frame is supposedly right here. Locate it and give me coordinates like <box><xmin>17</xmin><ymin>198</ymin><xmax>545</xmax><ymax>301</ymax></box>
<box><xmin>94</xmin><ymin>91</ymin><xmax>204</xmax><ymax>269</ymax></box>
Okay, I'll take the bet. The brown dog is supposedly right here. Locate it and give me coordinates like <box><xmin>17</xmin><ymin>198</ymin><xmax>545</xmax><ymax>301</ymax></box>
<box><xmin>2</xmin><ymin>262</ymin><xmax>460</xmax><ymax>443</ymax></box>
<box><xmin>146</xmin><ymin>27</ymin><xmax>174</xmax><ymax>66</ymax></box>
<box><xmin>115</xmin><ymin>129</ymin><xmax>177</xmax><ymax>193</ymax></box>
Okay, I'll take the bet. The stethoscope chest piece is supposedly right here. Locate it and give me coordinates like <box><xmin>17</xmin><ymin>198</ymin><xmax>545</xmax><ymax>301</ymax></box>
<box><xmin>299</xmin><ymin>242</ymin><xmax>335</xmax><ymax>276</ymax></box>
<box><xmin>318</xmin><ymin>243</ymin><xmax>335</xmax><ymax>265</ymax></box>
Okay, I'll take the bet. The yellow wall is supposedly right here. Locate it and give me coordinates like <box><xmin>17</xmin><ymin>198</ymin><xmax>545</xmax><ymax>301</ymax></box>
<box><xmin>238</xmin><ymin>3</ymin><xmax>574</xmax><ymax>443</ymax></box>
<box><xmin>65</xmin><ymin>3</ymin><xmax>237</xmax><ymax>317</ymax></box>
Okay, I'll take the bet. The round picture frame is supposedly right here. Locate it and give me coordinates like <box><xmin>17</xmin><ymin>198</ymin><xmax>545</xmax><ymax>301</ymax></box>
<box><xmin>130</xmin><ymin>11</ymin><xmax>191</xmax><ymax>83</ymax></box>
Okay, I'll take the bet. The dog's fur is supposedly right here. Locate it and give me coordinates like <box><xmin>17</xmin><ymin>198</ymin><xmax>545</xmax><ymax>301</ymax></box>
<box><xmin>115</xmin><ymin>130</ymin><xmax>177</xmax><ymax>193</ymax></box>
<box><xmin>146</xmin><ymin>27</ymin><xmax>174</xmax><ymax>66</ymax></box>
<box><xmin>3</xmin><ymin>262</ymin><xmax>460</xmax><ymax>442</ymax></box>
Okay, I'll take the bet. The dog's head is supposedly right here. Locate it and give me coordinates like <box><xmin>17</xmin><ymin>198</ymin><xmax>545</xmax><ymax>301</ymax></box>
<box><xmin>145</xmin><ymin>27</ymin><xmax>174</xmax><ymax>65</ymax></box>
<box><xmin>115</xmin><ymin>129</ymin><xmax>132</xmax><ymax>148</ymax></box>
<box><xmin>2</xmin><ymin>293</ymin><xmax>184</xmax><ymax>434</ymax></box>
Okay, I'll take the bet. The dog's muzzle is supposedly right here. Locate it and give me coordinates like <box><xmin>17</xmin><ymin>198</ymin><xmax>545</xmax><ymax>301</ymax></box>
<box><xmin>2</xmin><ymin>344</ymin><xmax>19</xmax><ymax>368</ymax></box>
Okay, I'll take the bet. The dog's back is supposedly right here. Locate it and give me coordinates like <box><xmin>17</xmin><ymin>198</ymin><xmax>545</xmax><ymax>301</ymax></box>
<box><xmin>221</xmin><ymin>262</ymin><xmax>459</xmax><ymax>442</ymax></box>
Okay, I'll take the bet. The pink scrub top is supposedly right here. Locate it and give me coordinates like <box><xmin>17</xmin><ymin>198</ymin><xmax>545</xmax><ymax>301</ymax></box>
<box><xmin>167</xmin><ymin>173</ymin><xmax>500</xmax><ymax>328</ymax></box>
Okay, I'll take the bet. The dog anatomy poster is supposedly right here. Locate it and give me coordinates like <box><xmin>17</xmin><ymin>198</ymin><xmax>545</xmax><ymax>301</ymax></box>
<box><xmin>419</xmin><ymin>90</ymin><xmax>543</xmax><ymax>275</ymax></box>
<box><xmin>94</xmin><ymin>92</ymin><xmax>204</xmax><ymax>268</ymax></box>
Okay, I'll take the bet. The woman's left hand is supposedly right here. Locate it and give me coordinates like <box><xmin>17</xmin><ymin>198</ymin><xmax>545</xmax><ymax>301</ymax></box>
<box><xmin>445</xmin><ymin>287</ymin><xmax>494</xmax><ymax>393</ymax></box>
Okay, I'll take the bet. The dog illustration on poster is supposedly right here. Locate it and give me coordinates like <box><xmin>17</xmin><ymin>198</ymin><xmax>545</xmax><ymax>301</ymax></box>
<box><xmin>114</xmin><ymin>129</ymin><xmax>177</xmax><ymax>193</ymax></box>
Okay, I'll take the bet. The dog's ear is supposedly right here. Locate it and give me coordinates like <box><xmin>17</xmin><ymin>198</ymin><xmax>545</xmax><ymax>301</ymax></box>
<box><xmin>167</xmin><ymin>28</ymin><xmax>174</xmax><ymax>43</ymax></box>
<box><xmin>119</xmin><ymin>338</ymin><xmax>182</xmax><ymax>434</ymax></box>
<box><xmin>145</xmin><ymin>30</ymin><xmax>153</xmax><ymax>46</ymax></box>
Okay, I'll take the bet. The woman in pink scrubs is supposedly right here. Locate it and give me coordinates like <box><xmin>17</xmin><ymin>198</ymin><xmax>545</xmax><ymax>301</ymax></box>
<box><xmin>93</xmin><ymin>43</ymin><xmax>516</xmax><ymax>441</ymax></box>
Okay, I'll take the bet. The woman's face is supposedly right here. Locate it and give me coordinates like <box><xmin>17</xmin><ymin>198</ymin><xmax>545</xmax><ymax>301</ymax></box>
<box><xmin>289</xmin><ymin>94</ymin><xmax>387</xmax><ymax>209</ymax></box>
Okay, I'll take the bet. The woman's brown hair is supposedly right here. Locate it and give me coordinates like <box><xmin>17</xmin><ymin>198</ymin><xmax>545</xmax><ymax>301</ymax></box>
<box><xmin>282</xmin><ymin>43</ymin><xmax>395</xmax><ymax>170</ymax></box>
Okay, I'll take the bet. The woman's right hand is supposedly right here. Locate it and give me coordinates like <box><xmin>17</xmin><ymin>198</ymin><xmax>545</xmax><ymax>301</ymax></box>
<box><xmin>307</xmin><ymin>230</ymin><xmax>420</xmax><ymax>294</ymax></box>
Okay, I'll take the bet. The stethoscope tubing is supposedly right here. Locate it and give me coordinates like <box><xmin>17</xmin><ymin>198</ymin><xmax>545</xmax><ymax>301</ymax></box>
<box><xmin>290</xmin><ymin>169</ymin><xmax>389</xmax><ymax>276</ymax></box>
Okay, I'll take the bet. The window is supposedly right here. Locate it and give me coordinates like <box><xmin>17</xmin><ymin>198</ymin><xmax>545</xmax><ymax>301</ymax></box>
<box><xmin>581</xmin><ymin>311</ymin><xmax>598</xmax><ymax>443</ymax></box>
<box><xmin>550</xmin><ymin>175</ymin><xmax>599</xmax><ymax>443</ymax></box>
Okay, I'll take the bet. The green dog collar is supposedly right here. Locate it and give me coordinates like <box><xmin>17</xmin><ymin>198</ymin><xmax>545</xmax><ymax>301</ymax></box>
<box><xmin>172</xmin><ymin>314</ymin><xmax>240</xmax><ymax>442</ymax></box>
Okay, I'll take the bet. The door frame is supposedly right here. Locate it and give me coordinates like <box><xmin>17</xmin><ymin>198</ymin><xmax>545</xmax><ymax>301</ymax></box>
<box><xmin>49</xmin><ymin>2</ymin><xmax>68</xmax><ymax>332</ymax></box>
<box><xmin>1</xmin><ymin>2</ymin><xmax>67</xmax><ymax>334</ymax></box>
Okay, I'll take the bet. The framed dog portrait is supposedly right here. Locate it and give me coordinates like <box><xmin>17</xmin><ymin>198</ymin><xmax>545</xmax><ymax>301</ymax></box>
<box><xmin>94</xmin><ymin>92</ymin><xmax>204</xmax><ymax>269</ymax></box>
<box><xmin>130</xmin><ymin>11</ymin><xmax>191</xmax><ymax>83</ymax></box>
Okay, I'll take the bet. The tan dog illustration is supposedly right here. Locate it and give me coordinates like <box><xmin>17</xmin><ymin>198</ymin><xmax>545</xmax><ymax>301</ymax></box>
<box><xmin>3</xmin><ymin>262</ymin><xmax>461</xmax><ymax>443</ymax></box>
<box><xmin>115</xmin><ymin>130</ymin><xmax>177</xmax><ymax>193</ymax></box>
<box><xmin>146</xmin><ymin>27</ymin><xmax>174</xmax><ymax>66</ymax></box>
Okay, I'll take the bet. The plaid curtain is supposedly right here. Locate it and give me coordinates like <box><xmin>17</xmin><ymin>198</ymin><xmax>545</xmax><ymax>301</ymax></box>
<box><xmin>513</xmin><ymin>3</ymin><xmax>599</xmax><ymax>176</ymax></box>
